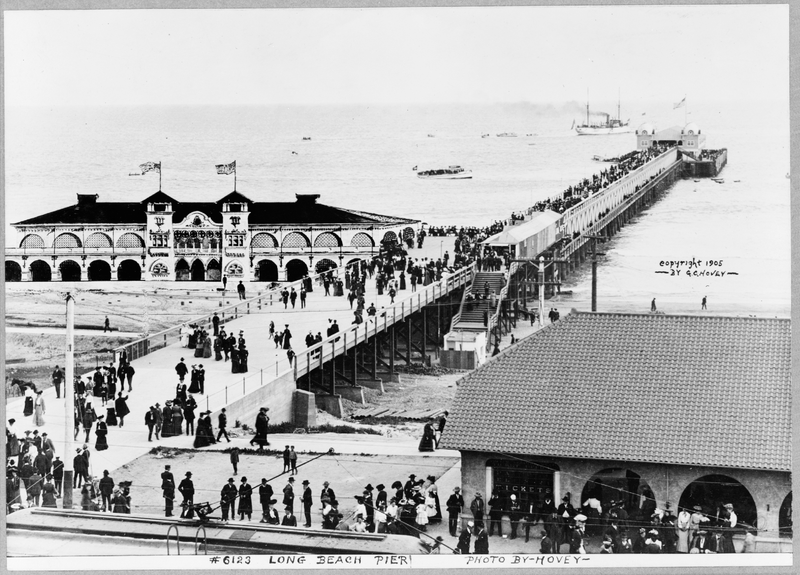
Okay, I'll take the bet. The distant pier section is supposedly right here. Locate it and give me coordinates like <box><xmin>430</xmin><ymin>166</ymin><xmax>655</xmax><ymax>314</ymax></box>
<box><xmin>444</xmin><ymin>121</ymin><xmax>727</xmax><ymax>363</ymax></box>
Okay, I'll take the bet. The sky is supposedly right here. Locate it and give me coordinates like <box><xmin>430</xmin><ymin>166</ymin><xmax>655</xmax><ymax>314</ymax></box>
<box><xmin>3</xmin><ymin>5</ymin><xmax>790</xmax><ymax>107</ymax></box>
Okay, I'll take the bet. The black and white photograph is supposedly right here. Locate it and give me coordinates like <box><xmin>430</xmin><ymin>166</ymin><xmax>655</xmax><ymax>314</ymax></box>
<box><xmin>3</xmin><ymin>3</ymin><xmax>792</xmax><ymax>570</ymax></box>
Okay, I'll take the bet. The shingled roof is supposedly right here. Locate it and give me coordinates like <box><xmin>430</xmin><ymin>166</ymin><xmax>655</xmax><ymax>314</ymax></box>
<box><xmin>440</xmin><ymin>312</ymin><xmax>791</xmax><ymax>472</ymax></box>
<box><xmin>14</xmin><ymin>194</ymin><xmax>418</xmax><ymax>227</ymax></box>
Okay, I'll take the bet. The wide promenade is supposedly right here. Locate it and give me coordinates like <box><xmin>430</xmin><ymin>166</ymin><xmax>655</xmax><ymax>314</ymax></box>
<box><xmin>5</xmin><ymin>240</ymin><xmax>458</xmax><ymax>477</ymax></box>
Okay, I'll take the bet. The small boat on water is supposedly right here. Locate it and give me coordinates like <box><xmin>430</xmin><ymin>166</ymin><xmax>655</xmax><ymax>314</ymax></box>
<box><xmin>481</xmin><ymin>133</ymin><xmax>490</xmax><ymax>138</ymax></box>
<box><xmin>712</xmin><ymin>178</ymin><xmax>725</xmax><ymax>184</ymax></box>
<box><xmin>496</xmin><ymin>132</ymin><xmax>517</xmax><ymax>137</ymax></box>
<box><xmin>417</xmin><ymin>165</ymin><xmax>472</xmax><ymax>179</ymax></box>
<box><xmin>302</xmin><ymin>137</ymin><xmax>311</xmax><ymax>141</ymax></box>
<box><xmin>427</xmin><ymin>134</ymin><xmax>435</xmax><ymax>138</ymax></box>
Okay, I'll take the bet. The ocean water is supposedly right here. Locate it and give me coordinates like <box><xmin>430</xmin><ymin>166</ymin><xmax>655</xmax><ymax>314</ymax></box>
<box><xmin>4</xmin><ymin>101</ymin><xmax>790</xmax><ymax>317</ymax></box>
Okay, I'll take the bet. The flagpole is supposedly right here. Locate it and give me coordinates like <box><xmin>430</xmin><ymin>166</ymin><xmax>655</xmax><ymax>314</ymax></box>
<box><xmin>159</xmin><ymin>162</ymin><xmax>162</xmax><ymax>191</ymax></box>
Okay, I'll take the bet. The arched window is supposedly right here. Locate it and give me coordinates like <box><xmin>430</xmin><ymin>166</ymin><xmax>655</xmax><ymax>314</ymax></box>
<box><xmin>251</xmin><ymin>233</ymin><xmax>278</xmax><ymax>248</ymax></box>
<box><xmin>282</xmin><ymin>232</ymin><xmax>310</xmax><ymax>249</ymax></box>
<box><xmin>314</xmin><ymin>232</ymin><xmax>341</xmax><ymax>248</ymax></box>
<box><xmin>20</xmin><ymin>234</ymin><xmax>45</xmax><ymax>249</ymax></box>
<box><xmin>116</xmin><ymin>233</ymin><xmax>145</xmax><ymax>248</ymax></box>
<box><xmin>54</xmin><ymin>233</ymin><xmax>81</xmax><ymax>248</ymax></box>
<box><xmin>85</xmin><ymin>232</ymin><xmax>113</xmax><ymax>248</ymax></box>
<box><xmin>351</xmin><ymin>232</ymin><xmax>374</xmax><ymax>248</ymax></box>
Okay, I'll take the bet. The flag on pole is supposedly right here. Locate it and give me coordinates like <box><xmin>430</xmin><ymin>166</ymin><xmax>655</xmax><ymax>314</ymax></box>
<box><xmin>139</xmin><ymin>161</ymin><xmax>161</xmax><ymax>174</ymax></box>
<box><xmin>216</xmin><ymin>161</ymin><xmax>236</xmax><ymax>175</ymax></box>
<box><xmin>673</xmin><ymin>97</ymin><xmax>686</xmax><ymax>109</ymax></box>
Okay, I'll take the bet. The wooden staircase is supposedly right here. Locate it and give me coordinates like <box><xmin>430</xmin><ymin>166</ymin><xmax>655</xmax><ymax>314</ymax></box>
<box><xmin>451</xmin><ymin>271</ymin><xmax>506</xmax><ymax>330</ymax></box>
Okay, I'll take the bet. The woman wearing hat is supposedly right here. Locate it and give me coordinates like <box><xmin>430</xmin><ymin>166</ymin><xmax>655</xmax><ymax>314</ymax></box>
<box><xmin>41</xmin><ymin>474</ymin><xmax>58</xmax><ymax>508</ymax></box>
<box><xmin>675</xmin><ymin>505</ymin><xmax>692</xmax><ymax>553</ymax></box>
<box><xmin>94</xmin><ymin>415</ymin><xmax>108</xmax><ymax>451</ymax></box>
<box><xmin>263</xmin><ymin>498</ymin><xmax>280</xmax><ymax>525</ymax></box>
<box><xmin>418</xmin><ymin>419</ymin><xmax>436</xmax><ymax>452</ymax></box>
<box><xmin>688</xmin><ymin>504</ymin><xmax>710</xmax><ymax>546</ymax></box>
<box><xmin>32</xmin><ymin>391</ymin><xmax>46</xmax><ymax>427</ymax></box>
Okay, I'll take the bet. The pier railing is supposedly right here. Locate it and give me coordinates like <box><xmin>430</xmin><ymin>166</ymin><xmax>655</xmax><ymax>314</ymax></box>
<box><xmin>448</xmin><ymin>264</ymin><xmax>477</xmax><ymax>331</ymax></box>
<box><xmin>560</xmin><ymin>153</ymin><xmax>682</xmax><ymax>262</ymax></box>
<box><xmin>112</xmin><ymin>259</ymin><xmax>366</xmax><ymax>363</ymax></box>
<box><xmin>293</xmin><ymin>263</ymin><xmax>475</xmax><ymax>381</ymax></box>
<box><xmin>485</xmin><ymin>261</ymin><xmax>518</xmax><ymax>351</ymax></box>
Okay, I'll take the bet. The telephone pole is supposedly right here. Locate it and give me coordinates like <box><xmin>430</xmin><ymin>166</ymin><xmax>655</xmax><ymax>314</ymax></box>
<box><xmin>63</xmin><ymin>293</ymin><xmax>75</xmax><ymax>509</ymax></box>
<box><xmin>511</xmin><ymin>256</ymin><xmax>566</xmax><ymax>327</ymax></box>
<box><xmin>584</xmin><ymin>234</ymin><xmax>606</xmax><ymax>312</ymax></box>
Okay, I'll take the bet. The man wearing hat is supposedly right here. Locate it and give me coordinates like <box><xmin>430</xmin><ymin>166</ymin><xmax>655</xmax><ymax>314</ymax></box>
<box><xmin>688</xmin><ymin>504</ymin><xmax>710</xmax><ymax>545</ymax></box>
<box><xmin>52</xmin><ymin>455</ymin><xmax>63</xmax><ymax>497</ymax></box>
<box><xmin>320</xmin><ymin>481</ymin><xmax>336</xmax><ymax>508</ymax></box>
<box><xmin>470</xmin><ymin>491</ymin><xmax>485</xmax><ymax>529</ymax></box>
<box><xmin>282</xmin><ymin>476</ymin><xmax>295</xmax><ymax>513</ymax></box>
<box><xmin>178</xmin><ymin>472</ymin><xmax>195</xmax><ymax>518</ymax></box>
<box><xmin>474</xmin><ymin>522</ymin><xmax>489</xmax><ymax>554</ymax></box>
<box><xmin>220</xmin><ymin>478</ymin><xmax>238</xmax><ymax>521</ymax></box>
<box><xmin>570</xmin><ymin>514</ymin><xmax>588</xmax><ymax>554</ymax></box>
<box><xmin>322</xmin><ymin>497</ymin><xmax>341</xmax><ymax>530</ymax></box>
<box><xmin>259</xmin><ymin>478</ymin><xmax>274</xmax><ymax>521</ymax></box>
<box><xmin>456</xmin><ymin>521</ymin><xmax>473</xmax><ymax>554</ymax></box>
<box><xmin>446</xmin><ymin>487</ymin><xmax>465</xmax><ymax>537</ymax></box>
<box><xmin>161</xmin><ymin>465</ymin><xmax>175</xmax><ymax>517</ymax></box>
<box><xmin>404</xmin><ymin>474</ymin><xmax>417</xmax><ymax>499</ymax></box>
<box><xmin>301</xmin><ymin>480</ymin><xmax>313</xmax><ymax>527</ymax></box>
<box><xmin>363</xmin><ymin>484</ymin><xmax>375</xmax><ymax>530</ymax></box>
<box><xmin>99</xmin><ymin>470</ymin><xmax>115</xmax><ymax>512</ymax></box>
<box><xmin>281</xmin><ymin>505</ymin><xmax>297</xmax><ymax>527</ymax></box>
<box><xmin>238</xmin><ymin>476</ymin><xmax>253</xmax><ymax>521</ymax></box>
<box><xmin>175</xmin><ymin>358</ymin><xmax>188</xmax><ymax>383</ymax></box>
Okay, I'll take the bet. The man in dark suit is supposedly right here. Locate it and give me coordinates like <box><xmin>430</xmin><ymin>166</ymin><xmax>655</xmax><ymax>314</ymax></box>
<box><xmin>178</xmin><ymin>471</ymin><xmax>195</xmax><ymax>518</ymax></box>
<box><xmin>161</xmin><ymin>465</ymin><xmax>175</xmax><ymax>517</ymax></box>
<box><xmin>216</xmin><ymin>408</ymin><xmax>230</xmax><ymax>442</ymax></box>
<box><xmin>175</xmin><ymin>359</ymin><xmax>188</xmax><ymax>383</ymax></box>
<box><xmin>301</xmin><ymin>480</ymin><xmax>313</xmax><ymax>527</ymax></box>
<box><xmin>220</xmin><ymin>477</ymin><xmax>237</xmax><ymax>522</ymax></box>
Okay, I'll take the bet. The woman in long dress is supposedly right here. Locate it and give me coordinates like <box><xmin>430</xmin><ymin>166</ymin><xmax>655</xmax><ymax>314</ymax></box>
<box><xmin>188</xmin><ymin>326</ymin><xmax>198</xmax><ymax>349</ymax></box>
<box><xmin>161</xmin><ymin>404</ymin><xmax>175</xmax><ymax>438</ymax></box>
<box><xmin>94</xmin><ymin>415</ymin><xmax>108</xmax><ymax>451</ymax></box>
<box><xmin>675</xmin><ymin>507</ymin><xmax>691</xmax><ymax>553</ymax></box>
<box><xmin>193</xmin><ymin>412</ymin><xmax>214</xmax><ymax>448</ymax></box>
<box><xmin>231</xmin><ymin>347</ymin><xmax>240</xmax><ymax>374</ymax></box>
<box><xmin>171</xmin><ymin>403</ymin><xmax>184</xmax><ymax>436</ymax></box>
<box><xmin>239</xmin><ymin>346</ymin><xmax>249</xmax><ymax>373</ymax></box>
<box><xmin>418</xmin><ymin>421</ymin><xmax>436</xmax><ymax>452</ymax></box>
<box><xmin>180</xmin><ymin>324</ymin><xmax>190</xmax><ymax>348</ymax></box>
<box><xmin>188</xmin><ymin>367</ymin><xmax>201</xmax><ymax>394</ymax></box>
<box><xmin>214</xmin><ymin>337</ymin><xmax>223</xmax><ymax>361</ymax></box>
<box><xmin>425</xmin><ymin>476</ymin><xmax>442</xmax><ymax>522</ymax></box>
<box><xmin>23</xmin><ymin>387</ymin><xmax>34</xmax><ymax>417</ymax></box>
<box><xmin>203</xmin><ymin>336</ymin><xmax>212</xmax><ymax>359</ymax></box>
<box><xmin>32</xmin><ymin>392</ymin><xmax>46</xmax><ymax>427</ymax></box>
<box><xmin>194</xmin><ymin>332</ymin><xmax>205</xmax><ymax>358</ymax></box>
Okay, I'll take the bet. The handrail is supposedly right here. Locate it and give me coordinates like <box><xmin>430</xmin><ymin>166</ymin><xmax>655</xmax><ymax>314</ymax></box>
<box><xmin>485</xmin><ymin>261</ymin><xmax>518</xmax><ymax>351</ymax></box>
<box><xmin>292</xmin><ymin>263</ymin><xmax>475</xmax><ymax>380</ymax></box>
<box><xmin>166</xmin><ymin>524</ymin><xmax>180</xmax><ymax>555</ymax></box>
<box><xmin>113</xmin><ymin>258</ymin><xmax>367</xmax><ymax>362</ymax></box>
<box><xmin>195</xmin><ymin>526</ymin><xmax>207</xmax><ymax>555</ymax></box>
<box><xmin>448</xmin><ymin>263</ymin><xmax>477</xmax><ymax>331</ymax></box>
<box><xmin>561</xmin><ymin>155</ymin><xmax>682</xmax><ymax>261</ymax></box>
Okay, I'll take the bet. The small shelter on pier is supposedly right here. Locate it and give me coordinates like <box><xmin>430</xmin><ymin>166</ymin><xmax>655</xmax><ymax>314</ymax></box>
<box><xmin>480</xmin><ymin>210</ymin><xmax>561</xmax><ymax>260</ymax></box>
<box><xmin>636</xmin><ymin>122</ymin><xmax>706</xmax><ymax>154</ymax></box>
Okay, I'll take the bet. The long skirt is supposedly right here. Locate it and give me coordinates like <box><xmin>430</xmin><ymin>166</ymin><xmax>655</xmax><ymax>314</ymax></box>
<box><xmin>106</xmin><ymin>408</ymin><xmax>118</xmax><ymax>426</ymax></box>
<box><xmin>194</xmin><ymin>345</ymin><xmax>204</xmax><ymax>358</ymax></box>
<box><xmin>95</xmin><ymin>431</ymin><xmax>108</xmax><ymax>451</ymax></box>
<box><xmin>203</xmin><ymin>340</ymin><xmax>212</xmax><ymax>358</ymax></box>
<box><xmin>676</xmin><ymin>529</ymin><xmax>690</xmax><ymax>553</ymax></box>
<box><xmin>188</xmin><ymin>334</ymin><xmax>197</xmax><ymax>349</ymax></box>
<box><xmin>162</xmin><ymin>416</ymin><xmax>174</xmax><ymax>438</ymax></box>
<box><xmin>193</xmin><ymin>424</ymin><xmax>213</xmax><ymax>448</ymax></box>
<box><xmin>23</xmin><ymin>397</ymin><xmax>34</xmax><ymax>416</ymax></box>
<box><xmin>418</xmin><ymin>433</ymin><xmax>435</xmax><ymax>452</ymax></box>
<box><xmin>33</xmin><ymin>404</ymin><xmax>46</xmax><ymax>427</ymax></box>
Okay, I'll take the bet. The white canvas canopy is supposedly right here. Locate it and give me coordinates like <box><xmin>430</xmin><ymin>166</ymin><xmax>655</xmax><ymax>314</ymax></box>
<box><xmin>481</xmin><ymin>210</ymin><xmax>561</xmax><ymax>247</ymax></box>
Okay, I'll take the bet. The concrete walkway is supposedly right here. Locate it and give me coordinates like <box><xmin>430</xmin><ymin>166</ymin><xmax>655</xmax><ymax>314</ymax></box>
<box><xmin>6</xmin><ymin>240</ymin><xmax>458</xmax><ymax>478</ymax></box>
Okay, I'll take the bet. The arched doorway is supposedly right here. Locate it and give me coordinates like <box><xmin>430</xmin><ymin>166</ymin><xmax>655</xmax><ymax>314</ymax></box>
<box><xmin>315</xmin><ymin>258</ymin><xmax>338</xmax><ymax>274</ymax></box>
<box><xmin>580</xmin><ymin>468</ymin><xmax>655</xmax><ymax>524</ymax></box>
<box><xmin>207</xmin><ymin>259</ymin><xmax>221</xmax><ymax>282</ymax></box>
<box><xmin>175</xmin><ymin>259</ymin><xmax>190</xmax><ymax>281</ymax></box>
<box><xmin>486</xmin><ymin>459</ymin><xmax>559</xmax><ymax>526</ymax></box>
<box><xmin>257</xmin><ymin>259</ymin><xmax>279</xmax><ymax>282</ymax></box>
<box><xmin>30</xmin><ymin>260</ymin><xmax>51</xmax><ymax>282</ymax></box>
<box><xmin>59</xmin><ymin>260</ymin><xmax>82</xmax><ymax>282</ymax></box>
<box><xmin>382</xmin><ymin>230</ymin><xmax>399</xmax><ymax>245</ymax></box>
<box><xmin>779</xmin><ymin>492</ymin><xmax>792</xmax><ymax>538</ymax></box>
<box><xmin>191</xmin><ymin>259</ymin><xmax>206</xmax><ymax>281</ymax></box>
<box><xmin>285</xmin><ymin>259</ymin><xmax>308</xmax><ymax>282</ymax></box>
<box><xmin>5</xmin><ymin>261</ymin><xmax>22</xmax><ymax>282</ymax></box>
<box><xmin>679</xmin><ymin>475</ymin><xmax>758</xmax><ymax>528</ymax></box>
<box><xmin>88</xmin><ymin>260</ymin><xmax>111</xmax><ymax>281</ymax></box>
<box><xmin>117</xmin><ymin>259</ymin><xmax>142</xmax><ymax>281</ymax></box>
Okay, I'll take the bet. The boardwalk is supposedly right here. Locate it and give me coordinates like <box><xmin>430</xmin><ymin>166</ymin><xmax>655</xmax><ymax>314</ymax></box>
<box><xmin>5</xmin><ymin>240</ymin><xmax>457</xmax><ymax>476</ymax></box>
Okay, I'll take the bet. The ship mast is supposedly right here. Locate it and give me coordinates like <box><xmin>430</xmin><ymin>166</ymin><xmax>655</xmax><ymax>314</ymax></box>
<box><xmin>617</xmin><ymin>88</ymin><xmax>621</xmax><ymax>122</ymax></box>
<box><xmin>586</xmin><ymin>88</ymin><xmax>590</xmax><ymax>125</ymax></box>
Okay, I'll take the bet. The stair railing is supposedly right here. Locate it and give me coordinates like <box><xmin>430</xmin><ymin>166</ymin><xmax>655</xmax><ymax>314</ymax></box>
<box><xmin>486</xmin><ymin>262</ymin><xmax>519</xmax><ymax>351</ymax></box>
<box><xmin>448</xmin><ymin>262</ymin><xmax>477</xmax><ymax>331</ymax></box>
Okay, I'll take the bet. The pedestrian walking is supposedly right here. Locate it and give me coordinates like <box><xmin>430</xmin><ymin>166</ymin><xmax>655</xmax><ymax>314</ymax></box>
<box><xmin>178</xmin><ymin>472</ymin><xmax>195</xmax><ymax>518</ymax></box>
<box><xmin>289</xmin><ymin>446</ymin><xmax>298</xmax><ymax>474</ymax></box>
<box><xmin>52</xmin><ymin>456</ymin><xmax>63</xmax><ymax>497</ymax></box>
<box><xmin>282</xmin><ymin>445</ymin><xmax>291</xmax><ymax>473</ymax></box>
<box><xmin>115</xmin><ymin>392</ymin><xmax>130</xmax><ymax>427</ymax></box>
<box><xmin>447</xmin><ymin>487</ymin><xmax>465</xmax><ymax>537</ymax></box>
<box><xmin>300</xmin><ymin>287</ymin><xmax>306</xmax><ymax>308</ymax></box>
<box><xmin>250</xmin><ymin>407</ymin><xmax>269</xmax><ymax>450</ymax></box>
<box><xmin>283</xmin><ymin>477</ymin><xmax>295</xmax><ymax>513</ymax></box>
<box><xmin>33</xmin><ymin>392</ymin><xmax>46</xmax><ymax>427</ymax></box>
<box><xmin>94</xmin><ymin>415</ymin><xmax>108</xmax><ymax>451</ymax></box>
<box><xmin>175</xmin><ymin>358</ymin><xmax>188</xmax><ymax>383</ymax></box>
<box><xmin>99</xmin><ymin>470</ymin><xmax>115</xmax><ymax>512</ymax></box>
<box><xmin>457</xmin><ymin>522</ymin><xmax>473</xmax><ymax>554</ymax></box>
<box><xmin>212</xmin><ymin>312</ymin><xmax>220</xmax><ymax>336</ymax></box>
<box><xmin>230</xmin><ymin>446</ymin><xmax>240</xmax><ymax>475</ymax></box>
<box><xmin>125</xmin><ymin>363</ymin><xmax>135</xmax><ymax>391</ymax></box>
<box><xmin>217</xmin><ymin>408</ymin><xmax>231</xmax><ymax>442</ymax></box>
<box><xmin>42</xmin><ymin>474</ymin><xmax>58</xmax><ymax>508</ymax></box>
<box><xmin>52</xmin><ymin>365</ymin><xmax>63</xmax><ymax>399</ymax></box>
<box><xmin>651</xmin><ymin>298</ymin><xmax>657</xmax><ymax>312</ymax></box>
<box><xmin>103</xmin><ymin>316</ymin><xmax>110</xmax><ymax>333</ymax></box>
<box><xmin>259</xmin><ymin>478</ymin><xmax>274</xmax><ymax>522</ymax></box>
<box><xmin>237</xmin><ymin>281</ymin><xmax>246</xmax><ymax>300</ymax></box>
<box><xmin>702</xmin><ymin>295</ymin><xmax>707</xmax><ymax>310</ymax></box>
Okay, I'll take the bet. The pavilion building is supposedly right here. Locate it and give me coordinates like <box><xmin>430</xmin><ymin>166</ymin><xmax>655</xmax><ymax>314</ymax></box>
<box><xmin>440</xmin><ymin>312</ymin><xmax>791</xmax><ymax>543</ymax></box>
<box><xmin>6</xmin><ymin>191</ymin><xmax>419</xmax><ymax>282</ymax></box>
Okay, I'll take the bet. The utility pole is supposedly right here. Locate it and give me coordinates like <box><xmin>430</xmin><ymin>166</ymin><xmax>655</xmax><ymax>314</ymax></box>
<box><xmin>584</xmin><ymin>234</ymin><xmax>607</xmax><ymax>312</ymax></box>
<box><xmin>63</xmin><ymin>293</ymin><xmax>75</xmax><ymax>509</ymax></box>
<box><xmin>511</xmin><ymin>257</ymin><xmax>566</xmax><ymax>327</ymax></box>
